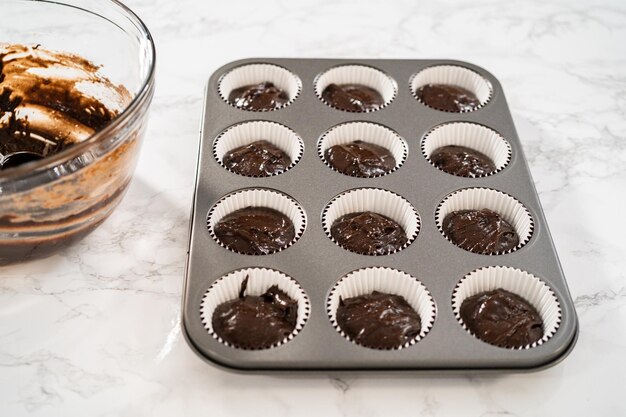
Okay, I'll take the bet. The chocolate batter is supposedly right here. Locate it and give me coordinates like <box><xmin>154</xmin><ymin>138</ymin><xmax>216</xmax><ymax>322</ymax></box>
<box><xmin>222</xmin><ymin>140</ymin><xmax>291</xmax><ymax>176</ymax></box>
<box><xmin>325</xmin><ymin>140</ymin><xmax>396</xmax><ymax>177</ymax></box>
<box><xmin>321</xmin><ymin>84</ymin><xmax>384</xmax><ymax>112</ymax></box>
<box><xmin>212</xmin><ymin>276</ymin><xmax>298</xmax><ymax>349</ymax></box>
<box><xmin>214</xmin><ymin>206</ymin><xmax>296</xmax><ymax>255</ymax></box>
<box><xmin>228</xmin><ymin>82</ymin><xmax>289</xmax><ymax>111</ymax></box>
<box><xmin>442</xmin><ymin>208</ymin><xmax>519</xmax><ymax>254</ymax></box>
<box><xmin>431</xmin><ymin>145</ymin><xmax>496</xmax><ymax>177</ymax></box>
<box><xmin>336</xmin><ymin>291</ymin><xmax>421</xmax><ymax>349</ymax></box>
<box><xmin>0</xmin><ymin>44</ymin><xmax>123</xmax><ymax>170</ymax></box>
<box><xmin>460</xmin><ymin>288</ymin><xmax>544</xmax><ymax>348</ymax></box>
<box><xmin>330</xmin><ymin>211</ymin><xmax>407</xmax><ymax>255</ymax></box>
<box><xmin>416</xmin><ymin>84</ymin><xmax>480</xmax><ymax>112</ymax></box>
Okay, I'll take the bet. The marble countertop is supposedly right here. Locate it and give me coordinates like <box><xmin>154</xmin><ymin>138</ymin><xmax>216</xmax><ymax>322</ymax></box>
<box><xmin>2</xmin><ymin>0</ymin><xmax>625</xmax><ymax>415</ymax></box>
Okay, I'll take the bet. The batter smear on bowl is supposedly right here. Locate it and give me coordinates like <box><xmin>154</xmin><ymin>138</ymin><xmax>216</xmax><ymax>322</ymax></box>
<box><xmin>0</xmin><ymin>43</ymin><xmax>139</xmax><ymax>263</ymax></box>
<box><xmin>0</xmin><ymin>44</ymin><xmax>127</xmax><ymax>170</ymax></box>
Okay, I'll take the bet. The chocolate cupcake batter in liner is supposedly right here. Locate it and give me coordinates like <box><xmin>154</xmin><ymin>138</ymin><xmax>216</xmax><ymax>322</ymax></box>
<box><xmin>452</xmin><ymin>266</ymin><xmax>561</xmax><ymax>349</ymax></box>
<box><xmin>318</xmin><ymin>122</ymin><xmax>407</xmax><ymax>178</ymax></box>
<box><xmin>315</xmin><ymin>64</ymin><xmax>396</xmax><ymax>112</ymax></box>
<box><xmin>201</xmin><ymin>268</ymin><xmax>311</xmax><ymax>350</ymax></box>
<box><xmin>327</xmin><ymin>267</ymin><xmax>436</xmax><ymax>350</ymax></box>
<box><xmin>218</xmin><ymin>63</ymin><xmax>301</xmax><ymax>111</ymax></box>
<box><xmin>322</xmin><ymin>188</ymin><xmax>420</xmax><ymax>256</ymax></box>
<box><xmin>435</xmin><ymin>188</ymin><xmax>534</xmax><ymax>255</ymax></box>
<box><xmin>213</xmin><ymin>121</ymin><xmax>304</xmax><ymax>177</ymax></box>
<box><xmin>410</xmin><ymin>65</ymin><xmax>492</xmax><ymax>112</ymax></box>
<box><xmin>422</xmin><ymin>122</ymin><xmax>511</xmax><ymax>178</ymax></box>
<box><xmin>207</xmin><ymin>188</ymin><xmax>306</xmax><ymax>255</ymax></box>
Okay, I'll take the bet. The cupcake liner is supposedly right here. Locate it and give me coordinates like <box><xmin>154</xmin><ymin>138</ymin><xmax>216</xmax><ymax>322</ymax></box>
<box><xmin>200</xmin><ymin>267</ymin><xmax>311</xmax><ymax>350</ymax></box>
<box><xmin>435</xmin><ymin>188</ymin><xmax>534</xmax><ymax>255</ymax></box>
<box><xmin>213</xmin><ymin>121</ymin><xmax>304</xmax><ymax>177</ymax></box>
<box><xmin>452</xmin><ymin>266</ymin><xmax>561</xmax><ymax>349</ymax></box>
<box><xmin>410</xmin><ymin>65</ymin><xmax>492</xmax><ymax>112</ymax></box>
<box><xmin>327</xmin><ymin>267</ymin><xmax>436</xmax><ymax>350</ymax></box>
<box><xmin>218</xmin><ymin>63</ymin><xmax>302</xmax><ymax>111</ymax></box>
<box><xmin>322</xmin><ymin>188</ymin><xmax>420</xmax><ymax>255</ymax></box>
<box><xmin>422</xmin><ymin>122</ymin><xmax>512</xmax><ymax>177</ymax></box>
<box><xmin>207</xmin><ymin>188</ymin><xmax>307</xmax><ymax>255</ymax></box>
<box><xmin>314</xmin><ymin>64</ymin><xmax>397</xmax><ymax>112</ymax></box>
<box><xmin>318</xmin><ymin>122</ymin><xmax>408</xmax><ymax>178</ymax></box>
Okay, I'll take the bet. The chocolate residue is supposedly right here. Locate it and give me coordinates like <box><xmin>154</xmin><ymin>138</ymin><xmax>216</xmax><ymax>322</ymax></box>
<box><xmin>460</xmin><ymin>288</ymin><xmax>544</xmax><ymax>348</ymax></box>
<box><xmin>0</xmin><ymin>44</ymin><xmax>125</xmax><ymax>170</ymax></box>
<box><xmin>442</xmin><ymin>208</ymin><xmax>519</xmax><ymax>254</ymax></box>
<box><xmin>212</xmin><ymin>276</ymin><xmax>298</xmax><ymax>349</ymax></box>
<box><xmin>0</xmin><ymin>44</ymin><xmax>135</xmax><ymax>265</ymax></box>
<box><xmin>336</xmin><ymin>291</ymin><xmax>421</xmax><ymax>349</ymax></box>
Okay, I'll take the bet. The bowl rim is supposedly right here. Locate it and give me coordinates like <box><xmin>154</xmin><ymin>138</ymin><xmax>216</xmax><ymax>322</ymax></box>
<box><xmin>0</xmin><ymin>0</ymin><xmax>156</xmax><ymax>184</ymax></box>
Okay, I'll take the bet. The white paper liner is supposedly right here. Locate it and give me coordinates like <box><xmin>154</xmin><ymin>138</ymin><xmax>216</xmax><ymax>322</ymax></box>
<box><xmin>322</xmin><ymin>188</ymin><xmax>420</xmax><ymax>255</ymax></box>
<box><xmin>317</xmin><ymin>122</ymin><xmax>407</xmax><ymax>177</ymax></box>
<box><xmin>435</xmin><ymin>188</ymin><xmax>534</xmax><ymax>255</ymax></box>
<box><xmin>410</xmin><ymin>65</ymin><xmax>492</xmax><ymax>112</ymax></box>
<box><xmin>200</xmin><ymin>268</ymin><xmax>311</xmax><ymax>350</ymax></box>
<box><xmin>422</xmin><ymin>122</ymin><xmax>512</xmax><ymax>177</ymax></box>
<box><xmin>452</xmin><ymin>266</ymin><xmax>561</xmax><ymax>349</ymax></box>
<box><xmin>207</xmin><ymin>188</ymin><xmax>306</xmax><ymax>255</ymax></box>
<box><xmin>213</xmin><ymin>121</ymin><xmax>304</xmax><ymax>177</ymax></box>
<box><xmin>314</xmin><ymin>64</ymin><xmax>397</xmax><ymax>112</ymax></box>
<box><xmin>218</xmin><ymin>63</ymin><xmax>302</xmax><ymax>111</ymax></box>
<box><xmin>327</xmin><ymin>267</ymin><xmax>436</xmax><ymax>350</ymax></box>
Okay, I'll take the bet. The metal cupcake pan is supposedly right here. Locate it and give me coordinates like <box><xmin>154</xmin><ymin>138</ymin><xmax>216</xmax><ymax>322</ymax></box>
<box><xmin>182</xmin><ymin>58</ymin><xmax>578</xmax><ymax>371</ymax></box>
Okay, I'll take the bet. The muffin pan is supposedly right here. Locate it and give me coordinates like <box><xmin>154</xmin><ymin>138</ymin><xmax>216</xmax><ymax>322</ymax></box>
<box><xmin>182</xmin><ymin>58</ymin><xmax>578</xmax><ymax>371</ymax></box>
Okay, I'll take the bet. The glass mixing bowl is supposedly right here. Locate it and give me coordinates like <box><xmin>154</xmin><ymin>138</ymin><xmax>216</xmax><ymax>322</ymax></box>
<box><xmin>0</xmin><ymin>0</ymin><xmax>156</xmax><ymax>264</ymax></box>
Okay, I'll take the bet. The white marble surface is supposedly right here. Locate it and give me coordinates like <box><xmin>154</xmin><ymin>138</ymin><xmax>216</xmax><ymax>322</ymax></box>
<box><xmin>2</xmin><ymin>0</ymin><xmax>626</xmax><ymax>415</ymax></box>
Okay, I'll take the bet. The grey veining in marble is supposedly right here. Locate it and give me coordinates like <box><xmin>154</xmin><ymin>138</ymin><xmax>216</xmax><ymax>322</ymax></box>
<box><xmin>1</xmin><ymin>0</ymin><xmax>625</xmax><ymax>415</ymax></box>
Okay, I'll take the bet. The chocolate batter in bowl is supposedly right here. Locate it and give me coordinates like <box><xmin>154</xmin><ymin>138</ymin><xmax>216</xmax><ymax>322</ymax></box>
<box><xmin>0</xmin><ymin>0</ymin><xmax>155</xmax><ymax>264</ymax></box>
